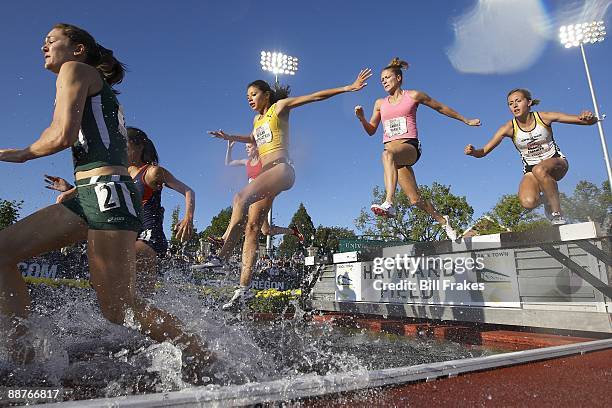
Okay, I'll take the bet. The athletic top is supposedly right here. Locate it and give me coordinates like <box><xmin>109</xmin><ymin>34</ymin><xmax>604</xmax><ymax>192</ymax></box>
<box><xmin>253</xmin><ymin>103</ymin><xmax>288</xmax><ymax>157</ymax></box>
<box><xmin>133</xmin><ymin>165</ymin><xmax>164</xmax><ymax>230</ymax></box>
<box><xmin>512</xmin><ymin>112</ymin><xmax>564</xmax><ymax>166</ymax></box>
<box><xmin>72</xmin><ymin>81</ymin><xmax>128</xmax><ymax>172</ymax></box>
<box><xmin>246</xmin><ymin>158</ymin><xmax>263</xmax><ymax>183</ymax></box>
<box><xmin>380</xmin><ymin>90</ymin><xmax>419</xmax><ymax>143</ymax></box>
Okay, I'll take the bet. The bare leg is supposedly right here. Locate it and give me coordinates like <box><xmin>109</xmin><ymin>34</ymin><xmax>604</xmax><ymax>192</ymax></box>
<box><xmin>218</xmin><ymin>163</ymin><xmax>295</xmax><ymax>260</ymax></box>
<box><xmin>88</xmin><ymin>230</ymin><xmax>213</xmax><ymax>364</ymax></box>
<box><xmin>0</xmin><ymin>204</ymin><xmax>88</xmax><ymax>319</ymax></box>
<box><xmin>382</xmin><ymin>141</ymin><xmax>418</xmax><ymax>203</ymax></box>
<box><xmin>135</xmin><ymin>240</ymin><xmax>159</xmax><ymax>297</ymax></box>
<box><xmin>381</xmin><ymin>150</ymin><xmax>398</xmax><ymax>203</ymax></box>
<box><xmin>518</xmin><ymin>173</ymin><xmax>542</xmax><ymax>210</ymax></box>
<box><xmin>397</xmin><ymin>166</ymin><xmax>445</xmax><ymax>224</ymax></box>
<box><xmin>0</xmin><ymin>204</ymin><xmax>88</xmax><ymax>362</ymax></box>
<box><xmin>240</xmin><ymin>198</ymin><xmax>271</xmax><ymax>286</ymax></box>
<box><xmin>261</xmin><ymin>216</ymin><xmax>293</xmax><ymax>236</ymax></box>
<box><xmin>531</xmin><ymin>157</ymin><xmax>569</xmax><ymax>213</ymax></box>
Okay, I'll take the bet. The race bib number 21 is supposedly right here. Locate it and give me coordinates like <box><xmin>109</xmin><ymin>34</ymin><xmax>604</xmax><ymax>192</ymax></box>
<box><xmin>94</xmin><ymin>182</ymin><xmax>120</xmax><ymax>212</ymax></box>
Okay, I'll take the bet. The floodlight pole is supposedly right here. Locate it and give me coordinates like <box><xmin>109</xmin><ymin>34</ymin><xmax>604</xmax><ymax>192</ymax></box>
<box><xmin>579</xmin><ymin>43</ymin><xmax>612</xmax><ymax>188</ymax></box>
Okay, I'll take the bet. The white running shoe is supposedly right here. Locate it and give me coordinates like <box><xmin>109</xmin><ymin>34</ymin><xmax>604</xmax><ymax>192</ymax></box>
<box><xmin>441</xmin><ymin>215</ymin><xmax>458</xmax><ymax>241</ymax></box>
<box><xmin>202</xmin><ymin>256</ymin><xmax>224</xmax><ymax>268</ymax></box>
<box><xmin>370</xmin><ymin>201</ymin><xmax>396</xmax><ymax>218</ymax></box>
<box><xmin>550</xmin><ymin>212</ymin><xmax>567</xmax><ymax>226</ymax></box>
<box><xmin>221</xmin><ymin>287</ymin><xmax>254</xmax><ymax>311</ymax></box>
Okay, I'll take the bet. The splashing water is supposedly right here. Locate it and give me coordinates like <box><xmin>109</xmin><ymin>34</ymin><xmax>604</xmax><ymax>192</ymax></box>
<box><xmin>0</xmin><ymin>268</ymin><xmax>499</xmax><ymax>402</ymax></box>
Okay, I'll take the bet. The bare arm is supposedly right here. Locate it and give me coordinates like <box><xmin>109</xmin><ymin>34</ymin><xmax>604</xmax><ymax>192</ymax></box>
<box><xmin>539</xmin><ymin>111</ymin><xmax>598</xmax><ymax>126</ymax></box>
<box><xmin>225</xmin><ymin>140</ymin><xmax>248</xmax><ymax>166</ymax></box>
<box><xmin>0</xmin><ymin>62</ymin><xmax>97</xmax><ymax>163</ymax></box>
<box><xmin>146</xmin><ymin>166</ymin><xmax>195</xmax><ymax>242</ymax></box>
<box><xmin>274</xmin><ymin>69</ymin><xmax>372</xmax><ymax>115</ymax></box>
<box><xmin>44</xmin><ymin>174</ymin><xmax>74</xmax><ymax>192</ymax></box>
<box><xmin>208</xmin><ymin>130</ymin><xmax>254</xmax><ymax>144</ymax></box>
<box><xmin>411</xmin><ymin>90</ymin><xmax>481</xmax><ymax>127</ymax></box>
<box><xmin>465</xmin><ymin>121</ymin><xmax>513</xmax><ymax>158</ymax></box>
<box><xmin>354</xmin><ymin>98</ymin><xmax>382</xmax><ymax>136</ymax></box>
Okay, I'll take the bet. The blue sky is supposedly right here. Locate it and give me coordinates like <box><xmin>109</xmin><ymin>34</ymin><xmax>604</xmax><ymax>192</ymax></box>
<box><xmin>1</xmin><ymin>0</ymin><xmax>610</xmax><ymax>237</ymax></box>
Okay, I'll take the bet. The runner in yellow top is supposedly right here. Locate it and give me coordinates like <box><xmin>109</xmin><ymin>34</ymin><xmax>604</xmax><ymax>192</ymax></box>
<box><xmin>208</xmin><ymin>69</ymin><xmax>372</xmax><ymax>310</ymax></box>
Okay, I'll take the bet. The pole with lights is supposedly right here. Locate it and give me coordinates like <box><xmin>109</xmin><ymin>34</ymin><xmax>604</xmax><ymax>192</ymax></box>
<box><xmin>260</xmin><ymin>51</ymin><xmax>298</xmax><ymax>84</ymax></box>
<box><xmin>259</xmin><ymin>51</ymin><xmax>299</xmax><ymax>255</ymax></box>
<box><xmin>559</xmin><ymin>21</ymin><xmax>612</xmax><ymax>189</ymax></box>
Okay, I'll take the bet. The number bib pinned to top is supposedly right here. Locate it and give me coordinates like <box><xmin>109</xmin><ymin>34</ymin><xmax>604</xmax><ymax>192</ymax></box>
<box><xmin>383</xmin><ymin>117</ymin><xmax>408</xmax><ymax>138</ymax></box>
<box><xmin>94</xmin><ymin>182</ymin><xmax>120</xmax><ymax>212</ymax></box>
<box><xmin>254</xmin><ymin>122</ymin><xmax>273</xmax><ymax>147</ymax></box>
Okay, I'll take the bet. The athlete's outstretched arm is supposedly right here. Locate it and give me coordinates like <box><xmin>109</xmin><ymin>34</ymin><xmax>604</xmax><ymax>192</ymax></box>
<box><xmin>275</xmin><ymin>69</ymin><xmax>372</xmax><ymax>115</ymax></box>
<box><xmin>539</xmin><ymin>111</ymin><xmax>598</xmax><ymax>126</ymax></box>
<box><xmin>0</xmin><ymin>62</ymin><xmax>93</xmax><ymax>163</ymax></box>
<box><xmin>465</xmin><ymin>121</ymin><xmax>513</xmax><ymax>158</ymax></box>
<box><xmin>225</xmin><ymin>140</ymin><xmax>248</xmax><ymax>166</ymax></box>
<box><xmin>209</xmin><ymin>130</ymin><xmax>254</xmax><ymax>144</ymax></box>
<box><xmin>412</xmin><ymin>90</ymin><xmax>481</xmax><ymax>127</ymax></box>
<box><xmin>148</xmin><ymin>166</ymin><xmax>195</xmax><ymax>242</ymax></box>
<box><xmin>355</xmin><ymin>99</ymin><xmax>382</xmax><ymax>136</ymax></box>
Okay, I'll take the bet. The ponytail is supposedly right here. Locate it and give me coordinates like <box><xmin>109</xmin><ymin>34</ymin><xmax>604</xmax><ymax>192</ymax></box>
<box><xmin>383</xmin><ymin>57</ymin><xmax>410</xmax><ymax>82</ymax></box>
<box><xmin>247</xmin><ymin>80</ymin><xmax>291</xmax><ymax>104</ymax></box>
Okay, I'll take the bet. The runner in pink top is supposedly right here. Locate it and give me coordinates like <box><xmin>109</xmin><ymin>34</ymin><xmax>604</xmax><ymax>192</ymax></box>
<box><xmin>355</xmin><ymin>58</ymin><xmax>480</xmax><ymax>241</ymax></box>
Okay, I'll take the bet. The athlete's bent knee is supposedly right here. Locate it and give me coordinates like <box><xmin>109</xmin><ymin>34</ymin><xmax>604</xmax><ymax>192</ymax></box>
<box><xmin>519</xmin><ymin>195</ymin><xmax>539</xmax><ymax>209</ymax></box>
<box><xmin>531</xmin><ymin>165</ymin><xmax>551</xmax><ymax>180</ymax></box>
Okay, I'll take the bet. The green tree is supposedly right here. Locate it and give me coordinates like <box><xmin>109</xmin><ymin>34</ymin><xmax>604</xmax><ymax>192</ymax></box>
<box><xmin>355</xmin><ymin>182</ymin><xmax>473</xmax><ymax>241</ymax></box>
<box><xmin>314</xmin><ymin>226</ymin><xmax>356</xmax><ymax>253</ymax></box>
<box><xmin>169</xmin><ymin>205</ymin><xmax>181</xmax><ymax>246</ymax></box>
<box><xmin>0</xmin><ymin>198</ymin><xmax>23</xmax><ymax>230</ymax></box>
<box><xmin>200</xmin><ymin>207</ymin><xmax>232</xmax><ymax>239</ymax></box>
<box><xmin>560</xmin><ymin>180</ymin><xmax>611</xmax><ymax>226</ymax></box>
<box><xmin>483</xmin><ymin>194</ymin><xmax>547</xmax><ymax>233</ymax></box>
<box><xmin>279</xmin><ymin>203</ymin><xmax>315</xmax><ymax>256</ymax></box>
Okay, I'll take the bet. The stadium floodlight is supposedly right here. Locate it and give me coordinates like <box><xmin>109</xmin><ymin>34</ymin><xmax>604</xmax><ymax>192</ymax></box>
<box><xmin>260</xmin><ymin>50</ymin><xmax>299</xmax><ymax>83</ymax></box>
<box><xmin>559</xmin><ymin>21</ymin><xmax>611</xmax><ymax>188</ymax></box>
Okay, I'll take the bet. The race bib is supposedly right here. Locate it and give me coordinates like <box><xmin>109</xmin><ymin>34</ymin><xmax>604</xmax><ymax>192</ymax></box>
<box><xmin>525</xmin><ymin>141</ymin><xmax>546</xmax><ymax>158</ymax></box>
<box><xmin>94</xmin><ymin>182</ymin><xmax>120</xmax><ymax>212</ymax></box>
<box><xmin>383</xmin><ymin>117</ymin><xmax>408</xmax><ymax>137</ymax></box>
<box><xmin>254</xmin><ymin>122</ymin><xmax>273</xmax><ymax>146</ymax></box>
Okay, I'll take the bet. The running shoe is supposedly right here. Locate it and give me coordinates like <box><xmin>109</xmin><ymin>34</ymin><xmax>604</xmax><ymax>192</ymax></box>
<box><xmin>441</xmin><ymin>215</ymin><xmax>458</xmax><ymax>241</ymax></box>
<box><xmin>371</xmin><ymin>201</ymin><xmax>396</xmax><ymax>218</ymax></box>
<box><xmin>550</xmin><ymin>212</ymin><xmax>567</xmax><ymax>226</ymax></box>
<box><xmin>291</xmin><ymin>226</ymin><xmax>305</xmax><ymax>243</ymax></box>
<box><xmin>221</xmin><ymin>287</ymin><xmax>254</xmax><ymax>311</ymax></box>
<box><xmin>201</xmin><ymin>256</ymin><xmax>224</xmax><ymax>268</ymax></box>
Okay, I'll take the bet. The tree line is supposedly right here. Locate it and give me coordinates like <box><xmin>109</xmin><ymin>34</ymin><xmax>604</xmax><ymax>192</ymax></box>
<box><xmin>3</xmin><ymin>179</ymin><xmax>610</xmax><ymax>254</ymax></box>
